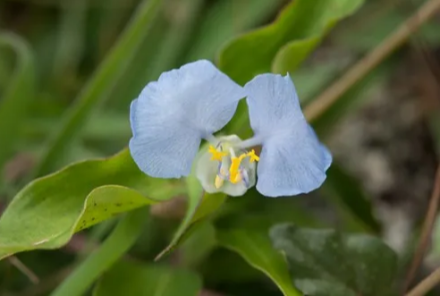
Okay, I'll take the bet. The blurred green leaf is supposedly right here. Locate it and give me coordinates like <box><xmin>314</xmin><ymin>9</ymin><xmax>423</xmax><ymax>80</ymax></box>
<box><xmin>105</xmin><ymin>11</ymin><xmax>168</xmax><ymax>110</ymax></box>
<box><xmin>323</xmin><ymin>163</ymin><xmax>381</xmax><ymax>233</ymax></box>
<box><xmin>34</xmin><ymin>0</ymin><xmax>162</xmax><ymax>176</ymax></box>
<box><xmin>51</xmin><ymin>208</ymin><xmax>147</xmax><ymax>296</ymax></box>
<box><xmin>108</xmin><ymin>0</ymin><xmax>205</xmax><ymax>110</ymax></box>
<box><xmin>217</xmin><ymin>189</ymin><xmax>323</xmax><ymax>231</ymax></box>
<box><xmin>217</xmin><ymin>229</ymin><xmax>302</xmax><ymax>296</ymax></box>
<box><xmin>270</xmin><ymin>224</ymin><xmax>398</xmax><ymax>296</ymax></box>
<box><xmin>185</xmin><ymin>0</ymin><xmax>285</xmax><ymax>61</ymax></box>
<box><xmin>292</xmin><ymin>60</ymin><xmax>345</xmax><ymax>104</ymax></box>
<box><xmin>0</xmin><ymin>149</ymin><xmax>180</xmax><ymax>259</ymax></box>
<box><xmin>180</xmin><ymin>221</ymin><xmax>216</xmax><ymax>267</ymax></box>
<box><xmin>0</xmin><ymin>32</ymin><xmax>35</xmax><ymax>170</ymax></box>
<box><xmin>94</xmin><ymin>260</ymin><xmax>202</xmax><ymax>296</ymax></box>
<box><xmin>272</xmin><ymin>0</ymin><xmax>362</xmax><ymax>74</ymax></box>
<box><xmin>335</xmin><ymin>5</ymin><xmax>440</xmax><ymax>52</ymax></box>
<box><xmin>52</xmin><ymin>0</ymin><xmax>86</xmax><ymax>80</ymax></box>
<box><xmin>219</xmin><ymin>0</ymin><xmax>364</xmax><ymax>85</ymax></box>
<box><xmin>145</xmin><ymin>0</ymin><xmax>205</xmax><ymax>80</ymax></box>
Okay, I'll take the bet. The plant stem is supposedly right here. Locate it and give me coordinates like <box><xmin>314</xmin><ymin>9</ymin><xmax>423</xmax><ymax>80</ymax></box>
<box><xmin>305</xmin><ymin>0</ymin><xmax>440</xmax><ymax>122</ymax></box>
<box><xmin>406</xmin><ymin>267</ymin><xmax>440</xmax><ymax>296</ymax></box>
<box><xmin>50</xmin><ymin>208</ymin><xmax>147</xmax><ymax>296</ymax></box>
<box><xmin>404</xmin><ymin>165</ymin><xmax>440</xmax><ymax>291</ymax></box>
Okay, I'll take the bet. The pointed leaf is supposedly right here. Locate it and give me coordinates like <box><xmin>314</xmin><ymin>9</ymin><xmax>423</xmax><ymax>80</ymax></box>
<box><xmin>272</xmin><ymin>0</ymin><xmax>363</xmax><ymax>74</ymax></box>
<box><xmin>0</xmin><ymin>149</ymin><xmax>181</xmax><ymax>259</ymax></box>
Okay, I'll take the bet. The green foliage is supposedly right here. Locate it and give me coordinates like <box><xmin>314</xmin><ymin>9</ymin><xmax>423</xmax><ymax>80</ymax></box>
<box><xmin>185</xmin><ymin>0</ymin><xmax>285</xmax><ymax>61</ymax></box>
<box><xmin>218</xmin><ymin>229</ymin><xmax>302</xmax><ymax>296</ymax></box>
<box><xmin>0</xmin><ymin>33</ymin><xmax>35</xmax><ymax>170</ymax></box>
<box><xmin>0</xmin><ymin>149</ymin><xmax>226</xmax><ymax>260</ymax></box>
<box><xmin>270</xmin><ymin>224</ymin><xmax>398</xmax><ymax>296</ymax></box>
<box><xmin>0</xmin><ymin>150</ymin><xmax>172</xmax><ymax>259</ymax></box>
<box><xmin>51</xmin><ymin>208</ymin><xmax>148</xmax><ymax>296</ymax></box>
<box><xmin>2</xmin><ymin>0</ymin><xmax>433</xmax><ymax>295</ymax></box>
<box><xmin>34</xmin><ymin>0</ymin><xmax>162</xmax><ymax>176</ymax></box>
<box><xmin>219</xmin><ymin>0</ymin><xmax>364</xmax><ymax>85</ymax></box>
<box><xmin>220</xmin><ymin>0</ymin><xmax>364</xmax><ymax>138</ymax></box>
<box><xmin>94</xmin><ymin>260</ymin><xmax>202</xmax><ymax>296</ymax></box>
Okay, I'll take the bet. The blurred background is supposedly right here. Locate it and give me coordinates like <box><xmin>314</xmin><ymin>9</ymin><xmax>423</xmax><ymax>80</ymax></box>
<box><xmin>1</xmin><ymin>0</ymin><xmax>440</xmax><ymax>295</ymax></box>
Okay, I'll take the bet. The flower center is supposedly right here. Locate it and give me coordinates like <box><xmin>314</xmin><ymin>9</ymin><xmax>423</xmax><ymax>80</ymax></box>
<box><xmin>208</xmin><ymin>142</ymin><xmax>259</xmax><ymax>189</ymax></box>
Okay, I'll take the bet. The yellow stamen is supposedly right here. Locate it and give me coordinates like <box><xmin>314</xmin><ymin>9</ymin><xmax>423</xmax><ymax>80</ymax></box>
<box><xmin>247</xmin><ymin>149</ymin><xmax>260</xmax><ymax>162</ymax></box>
<box><xmin>215</xmin><ymin>175</ymin><xmax>224</xmax><ymax>189</ymax></box>
<box><xmin>229</xmin><ymin>154</ymin><xmax>246</xmax><ymax>184</ymax></box>
<box><xmin>208</xmin><ymin>145</ymin><xmax>227</xmax><ymax>161</ymax></box>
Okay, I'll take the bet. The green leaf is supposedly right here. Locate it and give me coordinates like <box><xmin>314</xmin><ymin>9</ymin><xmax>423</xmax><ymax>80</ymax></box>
<box><xmin>220</xmin><ymin>0</ymin><xmax>364</xmax><ymax>136</ymax></box>
<box><xmin>218</xmin><ymin>0</ymin><xmax>364</xmax><ymax>85</ymax></box>
<box><xmin>185</xmin><ymin>0</ymin><xmax>285</xmax><ymax>61</ymax></box>
<box><xmin>52</xmin><ymin>0</ymin><xmax>86</xmax><ymax>79</ymax></box>
<box><xmin>155</xmin><ymin>161</ymin><xmax>227</xmax><ymax>260</ymax></box>
<box><xmin>217</xmin><ymin>229</ymin><xmax>302</xmax><ymax>296</ymax></box>
<box><xmin>270</xmin><ymin>224</ymin><xmax>398</xmax><ymax>296</ymax></box>
<box><xmin>94</xmin><ymin>260</ymin><xmax>202</xmax><ymax>296</ymax></box>
<box><xmin>51</xmin><ymin>208</ymin><xmax>147</xmax><ymax>296</ymax></box>
<box><xmin>34</xmin><ymin>0</ymin><xmax>162</xmax><ymax>176</ymax></box>
<box><xmin>0</xmin><ymin>149</ymin><xmax>181</xmax><ymax>259</ymax></box>
<box><xmin>0</xmin><ymin>32</ymin><xmax>35</xmax><ymax>170</ymax></box>
<box><xmin>272</xmin><ymin>0</ymin><xmax>363</xmax><ymax>74</ymax></box>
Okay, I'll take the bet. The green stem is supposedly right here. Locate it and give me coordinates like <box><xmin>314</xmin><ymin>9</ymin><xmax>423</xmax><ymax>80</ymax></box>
<box><xmin>50</xmin><ymin>208</ymin><xmax>146</xmax><ymax>296</ymax></box>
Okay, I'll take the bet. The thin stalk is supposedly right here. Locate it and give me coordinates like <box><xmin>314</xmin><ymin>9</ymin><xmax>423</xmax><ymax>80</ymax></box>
<box><xmin>305</xmin><ymin>0</ymin><xmax>440</xmax><ymax>122</ymax></box>
<box><xmin>50</xmin><ymin>208</ymin><xmax>146</xmax><ymax>296</ymax></box>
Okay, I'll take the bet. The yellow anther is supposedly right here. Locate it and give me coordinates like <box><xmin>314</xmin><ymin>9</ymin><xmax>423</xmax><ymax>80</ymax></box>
<box><xmin>215</xmin><ymin>175</ymin><xmax>224</xmax><ymax>189</ymax></box>
<box><xmin>229</xmin><ymin>154</ymin><xmax>246</xmax><ymax>184</ymax></box>
<box><xmin>247</xmin><ymin>149</ymin><xmax>260</xmax><ymax>162</ymax></box>
<box><xmin>208</xmin><ymin>145</ymin><xmax>227</xmax><ymax>161</ymax></box>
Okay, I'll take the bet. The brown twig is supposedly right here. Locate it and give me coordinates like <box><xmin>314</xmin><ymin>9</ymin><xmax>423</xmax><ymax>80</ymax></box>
<box><xmin>404</xmin><ymin>165</ymin><xmax>440</xmax><ymax>291</ymax></box>
<box><xmin>8</xmin><ymin>256</ymin><xmax>39</xmax><ymax>284</ymax></box>
<box><xmin>304</xmin><ymin>0</ymin><xmax>440</xmax><ymax>122</ymax></box>
<box><xmin>406</xmin><ymin>267</ymin><xmax>440</xmax><ymax>296</ymax></box>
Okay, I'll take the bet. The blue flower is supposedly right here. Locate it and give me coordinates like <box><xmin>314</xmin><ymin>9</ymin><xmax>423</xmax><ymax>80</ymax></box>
<box><xmin>242</xmin><ymin>74</ymin><xmax>332</xmax><ymax>197</ymax></box>
<box><xmin>129</xmin><ymin>60</ymin><xmax>331</xmax><ymax>197</ymax></box>
<box><xmin>129</xmin><ymin>60</ymin><xmax>246</xmax><ymax>178</ymax></box>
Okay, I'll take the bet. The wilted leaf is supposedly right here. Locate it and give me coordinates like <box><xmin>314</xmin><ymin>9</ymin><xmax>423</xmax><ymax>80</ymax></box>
<box><xmin>270</xmin><ymin>224</ymin><xmax>398</xmax><ymax>296</ymax></box>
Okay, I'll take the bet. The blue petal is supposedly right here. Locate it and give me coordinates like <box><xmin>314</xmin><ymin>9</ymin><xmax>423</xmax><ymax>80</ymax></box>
<box><xmin>130</xmin><ymin>60</ymin><xmax>245</xmax><ymax>178</ymax></box>
<box><xmin>245</xmin><ymin>74</ymin><xmax>332</xmax><ymax>197</ymax></box>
